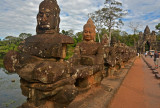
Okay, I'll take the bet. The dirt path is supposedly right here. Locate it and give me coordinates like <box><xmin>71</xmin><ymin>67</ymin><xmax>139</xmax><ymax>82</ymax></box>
<box><xmin>109</xmin><ymin>57</ymin><xmax>160</xmax><ymax>108</ymax></box>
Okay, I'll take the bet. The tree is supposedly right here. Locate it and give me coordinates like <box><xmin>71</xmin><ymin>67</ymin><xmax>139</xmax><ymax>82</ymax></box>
<box><xmin>128</xmin><ymin>22</ymin><xmax>141</xmax><ymax>35</ymax></box>
<box><xmin>67</xmin><ymin>29</ymin><xmax>74</xmax><ymax>37</ymax></box>
<box><xmin>155</xmin><ymin>23</ymin><xmax>160</xmax><ymax>36</ymax></box>
<box><xmin>19</xmin><ymin>33</ymin><xmax>32</xmax><ymax>40</ymax></box>
<box><xmin>155</xmin><ymin>23</ymin><xmax>160</xmax><ymax>37</ymax></box>
<box><xmin>61</xmin><ymin>29</ymin><xmax>74</xmax><ymax>37</ymax></box>
<box><xmin>120</xmin><ymin>31</ymin><xmax>128</xmax><ymax>36</ymax></box>
<box><xmin>61</xmin><ymin>30</ymin><xmax>69</xmax><ymax>35</ymax></box>
<box><xmin>155</xmin><ymin>23</ymin><xmax>160</xmax><ymax>31</ymax></box>
<box><xmin>99</xmin><ymin>28</ymin><xmax>109</xmax><ymax>36</ymax></box>
<box><xmin>4</xmin><ymin>36</ymin><xmax>19</xmax><ymax>45</ymax></box>
<box><xmin>101</xmin><ymin>0</ymin><xmax>127</xmax><ymax>46</ymax></box>
<box><xmin>75</xmin><ymin>32</ymin><xmax>83</xmax><ymax>43</ymax></box>
<box><xmin>89</xmin><ymin>9</ymin><xmax>104</xmax><ymax>42</ymax></box>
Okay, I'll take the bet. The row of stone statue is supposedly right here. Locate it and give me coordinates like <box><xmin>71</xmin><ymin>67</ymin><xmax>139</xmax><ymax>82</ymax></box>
<box><xmin>3</xmin><ymin>0</ymin><xmax>136</xmax><ymax>107</ymax></box>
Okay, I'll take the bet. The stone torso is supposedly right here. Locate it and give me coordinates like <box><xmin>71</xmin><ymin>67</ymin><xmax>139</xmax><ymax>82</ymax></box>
<box><xmin>19</xmin><ymin>33</ymin><xmax>73</xmax><ymax>58</ymax></box>
<box><xmin>78</xmin><ymin>41</ymin><xmax>101</xmax><ymax>56</ymax></box>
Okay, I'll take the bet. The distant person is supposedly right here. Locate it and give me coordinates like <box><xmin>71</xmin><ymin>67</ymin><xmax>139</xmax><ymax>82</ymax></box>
<box><xmin>154</xmin><ymin>50</ymin><xmax>159</xmax><ymax>69</ymax></box>
<box><xmin>145</xmin><ymin>52</ymin><xmax>147</xmax><ymax>57</ymax></box>
<box><xmin>149</xmin><ymin>52</ymin><xmax>152</xmax><ymax>58</ymax></box>
<box><xmin>137</xmin><ymin>53</ymin><xmax>139</xmax><ymax>57</ymax></box>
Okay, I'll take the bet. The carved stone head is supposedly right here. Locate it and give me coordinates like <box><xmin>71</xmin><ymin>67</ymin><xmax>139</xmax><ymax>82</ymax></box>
<box><xmin>111</xmin><ymin>36</ymin><xmax>117</xmax><ymax>46</ymax></box>
<box><xmin>36</xmin><ymin>0</ymin><xmax>60</xmax><ymax>34</ymax></box>
<box><xmin>83</xmin><ymin>18</ymin><xmax>96</xmax><ymax>42</ymax></box>
<box><xmin>144</xmin><ymin>25</ymin><xmax>150</xmax><ymax>34</ymax></box>
<box><xmin>101</xmin><ymin>34</ymin><xmax>109</xmax><ymax>46</ymax></box>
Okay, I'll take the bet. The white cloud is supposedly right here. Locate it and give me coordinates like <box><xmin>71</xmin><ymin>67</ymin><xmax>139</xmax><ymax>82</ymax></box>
<box><xmin>0</xmin><ymin>0</ymin><xmax>160</xmax><ymax>38</ymax></box>
<box><xmin>121</xmin><ymin>0</ymin><xmax>160</xmax><ymax>33</ymax></box>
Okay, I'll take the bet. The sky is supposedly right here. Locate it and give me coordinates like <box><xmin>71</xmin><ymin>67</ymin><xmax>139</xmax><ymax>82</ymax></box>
<box><xmin>0</xmin><ymin>0</ymin><xmax>160</xmax><ymax>39</ymax></box>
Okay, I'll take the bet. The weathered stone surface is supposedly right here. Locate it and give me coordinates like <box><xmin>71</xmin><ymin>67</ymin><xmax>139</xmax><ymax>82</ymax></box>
<box><xmin>152</xmin><ymin>70</ymin><xmax>158</xmax><ymax>74</ymax></box>
<box><xmin>155</xmin><ymin>73</ymin><xmax>160</xmax><ymax>79</ymax></box>
<box><xmin>33</xmin><ymin>61</ymin><xmax>69</xmax><ymax>83</ymax></box>
<box><xmin>103</xmin><ymin>38</ymin><xmax>137</xmax><ymax>77</ymax></box>
<box><xmin>69</xmin><ymin>18</ymin><xmax>104</xmax><ymax>90</ymax></box>
<box><xmin>101</xmin><ymin>34</ymin><xmax>109</xmax><ymax>46</ymax></box>
<box><xmin>136</xmin><ymin>25</ymin><xmax>158</xmax><ymax>53</ymax></box>
<box><xmin>15</xmin><ymin>53</ymin><xmax>42</xmax><ymax>82</ymax></box>
<box><xmin>3</xmin><ymin>50</ymin><xmax>19</xmax><ymax>72</ymax></box>
<box><xmin>36</xmin><ymin>0</ymin><xmax>60</xmax><ymax>34</ymax></box>
<box><xmin>19</xmin><ymin>34</ymin><xmax>73</xmax><ymax>58</ymax></box>
<box><xmin>3</xmin><ymin>0</ymin><xmax>75</xmax><ymax>107</ymax></box>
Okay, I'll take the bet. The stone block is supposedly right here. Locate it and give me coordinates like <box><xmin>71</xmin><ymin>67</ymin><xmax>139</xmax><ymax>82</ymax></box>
<box><xmin>155</xmin><ymin>73</ymin><xmax>160</xmax><ymax>79</ymax></box>
<box><xmin>152</xmin><ymin>70</ymin><xmax>158</xmax><ymax>74</ymax></box>
<box><xmin>80</xmin><ymin>56</ymin><xmax>95</xmax><ymax>66</ymax></box>
<box><xmin>150</xmin><ymin>67</ymin><xmax>155</xmax><ymax>70</ymax></box>
<box><xmin>20</xmin><ymin>34</ymin><xmax>73</xmax><ymax>58</ymax></box>
<box><xmin>3</xmin><ymin>50</ymin><xmax>19</xmax><ymax>73</ymax></box>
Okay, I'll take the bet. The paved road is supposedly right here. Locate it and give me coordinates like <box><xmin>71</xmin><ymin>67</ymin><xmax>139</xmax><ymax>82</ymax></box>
<box><xmin>109</xmin><ymin>56</ymin><xmax>160</xmax><ymax>108</ymax></box>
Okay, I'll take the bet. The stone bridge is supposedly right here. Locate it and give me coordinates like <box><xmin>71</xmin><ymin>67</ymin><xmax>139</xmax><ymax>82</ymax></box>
<box><xmin>3</xmin><ymin>0</ymin><xmax>136</xmax><ymax>108</ymax></box>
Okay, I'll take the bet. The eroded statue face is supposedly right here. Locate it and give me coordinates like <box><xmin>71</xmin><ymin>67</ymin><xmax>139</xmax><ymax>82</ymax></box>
<box><xmin>83</xmin><ymin>27</ymin><xmax>95</xmax><ymax>41</ymax></box>
<box><xmin>36</xmin><ymin>0</ymin><xmax>60</xmax><ymax>34</ymax></box>
<box><xmin>37</xmin><ymin>7</ymin><xmax>56</xmax><ymax>30</ymax></box>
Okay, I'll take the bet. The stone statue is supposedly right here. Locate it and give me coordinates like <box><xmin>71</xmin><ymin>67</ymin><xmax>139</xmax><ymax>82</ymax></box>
<box><xmin>103</xmin><ymin>37</ymin><xmax>131</xmax><ymax>78</ymax></box>
<box><xmin>101</xmin><ymin>33</ymin><xmax>109</xmax><ymax>46</ymax></box>
<box><xmin>69</xmin><ymin>18</ymin><xmax>104</xmax><ymax>90</ymax></box>
<box><xmin>3</xmin><ymin>0</ymin><xmax>77</xmax><ymax>108</ymax></box>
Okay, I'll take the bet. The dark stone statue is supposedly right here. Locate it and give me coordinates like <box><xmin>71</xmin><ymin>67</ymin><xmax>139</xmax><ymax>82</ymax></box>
<box><xmin>3</xmin><ymin>0</ymin><xmax>77</xmax><ymax>108</ymax></box>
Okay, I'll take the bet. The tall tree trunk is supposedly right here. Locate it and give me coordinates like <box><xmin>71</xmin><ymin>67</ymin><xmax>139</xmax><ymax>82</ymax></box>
<box><xmin>108</xmin><ymin>17</ymin><xmax>112</xmax><ymax>46</ymax></box>
<box><xmin>97</xmin><ymin>32</ymin><xmax>100</xmax><ymax>43</ymax></box>
<box><xmin>109</xmin><ymin>27</ymin><xmax>111</xmax><ymax>46</ymax></box>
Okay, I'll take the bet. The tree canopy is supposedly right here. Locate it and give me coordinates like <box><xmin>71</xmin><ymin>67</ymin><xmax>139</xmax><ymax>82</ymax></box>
<box><xmin>89</xmin><ymin>0</ymin><xmax>127</xmax><ymax>45</ymax></box>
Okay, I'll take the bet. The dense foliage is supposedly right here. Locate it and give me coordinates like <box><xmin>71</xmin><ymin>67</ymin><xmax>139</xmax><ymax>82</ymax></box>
<box><xmin>0</xmin><ymin>33</ymin><xmax>32</xmax><ymax>58</ymax></box>
<box><xmin>155</xmin><ymin>23</ymin><xmax>160</xmax><ymax>31</ymax></box>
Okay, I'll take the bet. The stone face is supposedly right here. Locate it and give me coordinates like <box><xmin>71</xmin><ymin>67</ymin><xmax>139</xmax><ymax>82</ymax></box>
<box><xmin>83</xmin><ymin>18</ymin><xmax>96</xmax><ymax>42</ymax></box>
<box><xmin>101</xmin><ymin>34</ymin><xmax>109</xmax><ymax>46</ymax></box>
<box><xmin>36</xmin><ymin>0</ymin><xmax>60</xmax><ymax>34</ymax></box>
<box><xmin>144</xmin><ymin>25</ymin><xmax>150</xmax><ymax>35</ymax></box>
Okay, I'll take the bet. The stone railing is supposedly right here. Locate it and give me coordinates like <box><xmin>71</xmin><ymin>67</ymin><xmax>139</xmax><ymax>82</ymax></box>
<box><xmin>3</xmin><ymin>0</ymin><xmax>137</xmax><ymax>107</ymax></box>
<box><xmin>3</xmin><ymin>37</ymin><xmax>136</xmax><ymax>108</ymax></box>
